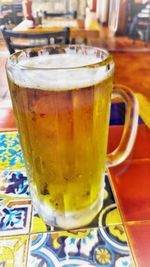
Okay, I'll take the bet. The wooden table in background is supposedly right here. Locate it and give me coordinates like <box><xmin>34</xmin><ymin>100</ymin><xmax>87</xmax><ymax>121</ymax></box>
<box><xmin>13</xmin><ymin>17</ymin><xmax>100</xmax><ymax>41</ymax></box>
<box><xmin>113</xmin><ymin>51</ymin><xmax>150</xmax><ymax>128</ymax></box>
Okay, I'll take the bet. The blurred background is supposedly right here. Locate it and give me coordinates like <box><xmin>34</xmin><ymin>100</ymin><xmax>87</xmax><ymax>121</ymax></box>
<box><xmin>0</xmin><ymin>0</ymin><xmax>149</xmax><ymax>129</ymax></box>
<box><xmin>0</xmin><ymin>0</ymin><xmax>149</xmax><ymax>42</ymax></box>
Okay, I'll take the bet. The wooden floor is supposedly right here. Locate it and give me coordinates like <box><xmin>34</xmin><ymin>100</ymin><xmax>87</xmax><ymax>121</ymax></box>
<box><xmin>0</xmin><ymin>21</ymin><xmax>150</xmax><ymax>131</ymax></box>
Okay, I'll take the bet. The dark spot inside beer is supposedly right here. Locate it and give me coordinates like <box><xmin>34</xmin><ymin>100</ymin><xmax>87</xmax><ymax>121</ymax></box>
<box><xmin>12</xmin><ymin>90</ymin><xmax>17</xmax><ymax>99</ymax></box>
<box><xmin>106</xmin><ymin>64</ymin><xmax>110</xmax><ymax>71</ymax></box>
<box><xmin>40</xmin><ymin>113</ymin><xmax>46</xmax><ymax>118</ymax></box>
<box><xmin>64</xmin><ymin>177</ymin><xmax>69</xmax><ymax>181</ymax></box>
<box><xmin>42</xmin><ymin>183</ymin><xmax>49</xmax><ymax>195</ymax></box>
<box><xmin>31</xmin><ymin>111</ymin><xmax>36</xmax><ymax>121</ymax></box>
<box><xmin>83</xmin><ymin>191</ymin><xmax>90</xmax><ymax>198</ymax></box>
<box><xmin>32</xmin><ymin>116</ymin><xmax>36</xmax><ymax>122</ymax></box>
<box><xmin>55</xmin><ymin>203</ymin><xmax>58</xmax><ymax>207</ymax></box>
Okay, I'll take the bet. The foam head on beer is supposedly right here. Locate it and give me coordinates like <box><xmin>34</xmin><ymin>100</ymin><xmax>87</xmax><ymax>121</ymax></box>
<box><xmin>9</xmin><ymin>51</ymin><xmax>114</xmax><ymax>91</ymax></box>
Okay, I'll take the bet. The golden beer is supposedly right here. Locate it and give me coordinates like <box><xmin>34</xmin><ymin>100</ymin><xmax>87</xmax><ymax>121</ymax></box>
<box><xmin>7</xmin><ymin>46</ymin><xmax>114</xmax><ymax>228</ymax></box>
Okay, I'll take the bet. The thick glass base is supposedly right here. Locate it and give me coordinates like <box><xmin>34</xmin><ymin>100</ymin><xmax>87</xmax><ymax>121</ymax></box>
<box><xmin>31</xmin><ymin>186</ymin><xmax>104</xmax><ymax>230</ymax></box>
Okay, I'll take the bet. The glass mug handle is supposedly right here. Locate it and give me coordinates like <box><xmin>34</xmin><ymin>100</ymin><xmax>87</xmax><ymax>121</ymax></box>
<box><xmin>106</xmin><ymin>84</ymin><xmax>139</xmax><ymax>167</ymax></box>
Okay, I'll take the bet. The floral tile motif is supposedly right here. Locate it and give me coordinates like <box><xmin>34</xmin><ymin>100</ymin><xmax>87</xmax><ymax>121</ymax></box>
<box><xmin>0</xmin><ymin>132</ymin><xmax>135</xmax><ymax>266</ymax></box>
<box><xmin>0</xmin><ymin>132</ymin><xmax>24</xmax><ymax>170</ymax></box>
<box><xmin>0</xmin><ymin>197</ymin><xmax>32</xmax><ymax>236</ymax></box>
<box><xmin>0</xmin><ymin>235</ymin><xmax>29</xmax><ymax>267</ymax></box>
<box><xmin>28</xmin><ymin>227</ymin><xmax>135</xmax><ymax>267</ymax></box>
<box><xmin>98</xmin><ymin>203</ymin><xmax>122</xmax><ymax>228</ymax></box>
<box><xmin>0</xmin><ymin>132</ymin><xmax>122</xmax><ymax>234</ymax></box>
<box><xmin>0</xmin><ymin>169</ymin><xmax>30</xmax><ymax>197</ymax></box>
<box><xmin>31</xmin><ymin>206</ymin><xmax>52</xmax><ymax>233</ymax></box>
<box><xmin>99</xmin><ymin>175</ymin><xmax>122</xmax><ymax>227</ymax></box>
<box><xmin>31</xmin><ymin>174</ymin><xmax>122</xmax><ymax>234</ymax></box>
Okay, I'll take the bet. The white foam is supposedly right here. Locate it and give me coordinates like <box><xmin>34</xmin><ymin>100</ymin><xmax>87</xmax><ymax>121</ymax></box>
<box><xmin>18</xmin><ymin>54</ymin><xmax>101</xmax><ymax>68</ymax></box>
<box><xmin>8</xmin><ymin>53</ymin><xmax>114</xmax><ymax>91</ymax></box>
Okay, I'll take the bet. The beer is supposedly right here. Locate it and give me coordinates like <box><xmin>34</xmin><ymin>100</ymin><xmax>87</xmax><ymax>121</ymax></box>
<box><xmin>7</xmin><ymin>49</ymin><xmax>114</xmax><ymax>228</ymax></box>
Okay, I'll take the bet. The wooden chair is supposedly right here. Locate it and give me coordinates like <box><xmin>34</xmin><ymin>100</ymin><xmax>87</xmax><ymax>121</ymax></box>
<box><xmin>43</xmin><ymin>11</ymin><xmax>77</xmax><ymax>19</ymax></box>
<box><xmin>128</xmin><ymin>3</ymin><xmax>150</xmax><ymax>46</ymax></box>
<box><xmin>136</xmin><ymin>14</ymin><xmax>150</xmax><ymax>46</ymax></box>
<box><xmin>1</xmin><ymin>27</ymin><xmax>70</xmax><ymax>54</ymax></box>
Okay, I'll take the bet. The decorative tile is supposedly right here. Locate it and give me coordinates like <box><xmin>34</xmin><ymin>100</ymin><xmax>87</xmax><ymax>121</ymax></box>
<box><xmin>28</xmin><ymin>227</ymin><xmax>135</xmax><ymax>267</ymax></box>
<box><xmin>109</xmin><ymin>159</ymin><xmax>150</xmax><ymax>222</ymax></box>
<box><xmin>0</xmin><ymin>235</ymin><xmax>29</xmax><ymax>267</ymax></box>
<box><xmin>98</xmin><ymin>223</ymin><xmax>129</xmax><ymax>256</ymax></box>
<box><xmin>31</xmin><ymin>175</ymin><xmax>122</xmax><ymax>233</ymax></box>
<box><xmin>31</xmin><ymin>206</ymin><xmax>52</xmax><ymax>233</ymax></box>
<box><xmin>98</xmin><ymin>204</ymin><xmax>122</xmax><ymax>228</ymax></box>
<box><xmin>0</xmin><ymin>169</ymin><xmax>30</xmax><ymax>197</ymax></box>
<box><xmin>0</xmin><ymin>132</ymin><xmax>24</xmax><ymax>170</ymax></box>
<box><xmin>0</xmin><ymin>132</ymin><xmax>122</xmax><ymax>233</ymax></box>
<box><xmin>0</xmin><ymin>131</ymin><xmax>136</xmax><ymax>266</ymax></box>
<box><xmin>0</xmin><ymin>197</ymin><xmax>32</xmax><ymax>236</ymax></box>
<box><xmin>125</xmin><ymin>221</ymin><xmax>150</xmax><ymax>267</ymax></box>
<box><xmin>108</xmin><ymin>124</ymin><xmax>150</xmax><ymax>160</ymax></box>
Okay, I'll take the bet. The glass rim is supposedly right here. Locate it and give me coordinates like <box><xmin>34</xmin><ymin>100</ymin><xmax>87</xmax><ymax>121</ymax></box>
<box><xmin>7</xmin><ymin>45</ymin><xmax>113</xmax><ymax>70</ymax></box>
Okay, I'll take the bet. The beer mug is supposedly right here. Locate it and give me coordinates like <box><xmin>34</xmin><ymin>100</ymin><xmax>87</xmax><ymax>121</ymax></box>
<box><xmin>6</xmin><ymin>46</ymin><xmax>138</xmax><ymax>229</ymax></box>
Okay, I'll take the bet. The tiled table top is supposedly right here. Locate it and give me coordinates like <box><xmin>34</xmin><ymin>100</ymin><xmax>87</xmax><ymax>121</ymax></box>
<box><xmin>0</xmin><ymin>131</ymin><xmax>135</xmax><ymax>266</ymax></box>
<box><xmin>108</xmin><ymin>124</ymin><xmax>150</xmax><ymax>267</ymax></box>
